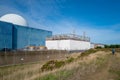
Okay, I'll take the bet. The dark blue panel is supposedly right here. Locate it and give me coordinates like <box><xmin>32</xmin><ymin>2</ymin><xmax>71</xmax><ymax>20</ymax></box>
<box><xmin>13</xmin><ymin>26</ymin><xmax>29</xmax><ymax>49</ymax></box>
<box><xmin>0</xmin><ymin>21</ymin><xmax>13</xmax><ymax>50</ymax></box>
<box><xmin>13</xmin><ymin>25</ymin><xmax>52</xmax><ymax>49</ymax></box>
<box><xmin>0</xmin><ymin>21</ymin><xmax>52</xmax><ymax>50</ymax></box>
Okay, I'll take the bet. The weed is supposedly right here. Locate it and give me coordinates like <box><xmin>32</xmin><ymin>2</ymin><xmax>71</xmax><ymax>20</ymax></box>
<box><xmin>41</xmin><ymin>57</ymin><xmax>75</xmax><ymax>72</ymax></box>
<box><xmin>36</xmin><ymin>74</ymin><xmax>57</xmax><ymax>80</ymax></box>
<box><xmin>41</xmin><ymin>60</ymin><xmax>65</xmax><ymax>71</ymax></box>
<box><xmin>36</xmin><ymin>70</ymin><xmax>73</xmax><ymax>80</ymax></box>
<box><xmin>66</xmin><ymin>57</ymin><xmax>74</xmax><ymax>63</ymax></box>
<box><xmin>78</xmin><ymin>49</ymin><xmax>97</xmax><ymax>58</ymax></box>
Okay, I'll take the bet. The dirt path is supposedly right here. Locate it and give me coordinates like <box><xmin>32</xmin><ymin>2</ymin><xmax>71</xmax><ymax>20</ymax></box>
<box><xmin>67</xmin><ymin>52</ymin><xmax>120</xmax><ymax>80</ymax></box>
<box><xmin>82</xmin><ymin>53</ymin><xmax>120</xmax><ymax>80</ymax></box>
<box><xmin>88</xmin><ymin>55</ymin><xmax>113</xmax><ymax>80</ymax></box>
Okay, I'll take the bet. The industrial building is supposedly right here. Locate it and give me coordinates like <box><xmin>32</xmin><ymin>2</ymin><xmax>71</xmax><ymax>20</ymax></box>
<box><xmin>90</xmin><ymin>43</ymin><xmax>105</xmax><ymax>48</ymax></box>
<box><xmin>46</xmin><ymin>34</ymin><xmax>91</xmax><ymax>51</ymax></box>
<box><xmin>0</xmin><ymin>14</ymin><xmax>52</xmax><ymax>50</ymax></box>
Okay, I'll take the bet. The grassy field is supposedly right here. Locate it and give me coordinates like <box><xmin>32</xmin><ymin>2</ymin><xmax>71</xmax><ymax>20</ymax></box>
<box><xmin>0</xmin><ymin>48</ymin><xmax>120</xmax><ymax>80</ymax></box>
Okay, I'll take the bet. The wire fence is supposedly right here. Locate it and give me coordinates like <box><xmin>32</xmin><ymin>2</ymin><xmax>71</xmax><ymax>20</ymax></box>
<box><xmin>0</xmin><ymin>50</ymin><xmax>69</xmax><ymax>66</ymax></box>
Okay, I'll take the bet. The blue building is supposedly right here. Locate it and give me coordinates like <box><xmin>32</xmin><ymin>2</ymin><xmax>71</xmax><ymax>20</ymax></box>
<box><xmin>0</xmin><ymin>21</ymin><xmax>52</xmax><ymax>50</ymax></box>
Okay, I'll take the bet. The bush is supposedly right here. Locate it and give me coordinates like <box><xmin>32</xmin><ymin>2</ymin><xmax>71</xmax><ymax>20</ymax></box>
<box><xmin>105</xmin><ymin>44</ymin><xmax>120</xmax><ymax>48</ymax></box>
<box><xmin>95</xmin><ymin>46</ymin><xmax>102</xmax><ymax>49</ymax></box>
<box><xmin>66</xmin><ymin>57</ymin><xmax>74</xmax><ymax>63</ymax></box>
<box><xmin>80</xmin><ymin>49</ymin><xmax>97</xmax><ymax>57</ymax></box>
<box><xmin>41</xmin><ymin>60</ymin><xmax>65</xmax><ymax>71</ymax></box>
<box><xmin>41</xmin><ymin>57</ymin><xmax>75</xmax><ymax>72</ymax></box>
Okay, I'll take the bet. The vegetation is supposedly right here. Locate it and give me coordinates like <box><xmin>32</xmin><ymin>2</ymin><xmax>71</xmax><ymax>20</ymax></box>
<box><xmin>95</xmin><ymin>46</ymin><xmax>102</xmax><ymax>49</ymax></box>
<box><xmin>41</xmin><ymin>60</ymin><xmax>65</xmax><ymax>71</ymax></box>
<box><xmin>1</xmin><ymin>48</ymin><xmax>120</xmax><ymax>80</ymax></box>
<box><xmin>41</xmin><ymin>57</ymin><xmax>75</xmax><ymax>72</ymax></box>
<box><xmin>79</xmin><ymin>49</ymin><xmax>97</xmax><ymax>57</ymax></box>
<box><xmin>41</xmin><ymin>49</ymin><xmax>98</xmax><ymax>72</ymax></box>
<box><xmin>105</xmin><ymin>44</ymin><xmax>120</xmax><ymax>48</ymax></box>
<box><xmin>36</xmin><ymin>52</ymin><xmax>109</xmax><ymax>80</ymax></box>
<box><xmin>108</xmin><ymin>56</ymin><xmax>120</xmax><ymax>80</ymax></box>
<box><xmin>65</xmin><ymin>57</ymin><xmax>75</xmax><ymax>63</ymax></box>
<box><xmin>36</xmin><ymin>70</ymin><xmax>74</xmax><ymax>80</ymax></box>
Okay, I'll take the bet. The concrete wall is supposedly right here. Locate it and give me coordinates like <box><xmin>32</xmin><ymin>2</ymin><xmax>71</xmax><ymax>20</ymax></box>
<box><xmin>70</xmin><ymin>40</ymin><xmax>90</xmax><ymax>50</ymax></box>
<box><xmin>46</xmin><ymin>40</ymin><xmax>90</xmax><ymax>50</ymax></box>
<box><xmin>46</xmin><ymin>40</ymin><xmax>70</xmax><ymax>50</ymax></box>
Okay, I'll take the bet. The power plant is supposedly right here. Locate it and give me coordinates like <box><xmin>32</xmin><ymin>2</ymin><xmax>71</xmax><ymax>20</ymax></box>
<box><xmin>0</xmin><ymin>13</ymin><xmax>102</xmax><ymax>51</ymax></box>
<box><xmin>0</xmin><ymin>14</ymin><xmax>52</xmax><ymax>50</ymax></box>
<box><xmin>0</xmin><ymin>13</ymin><xmax>105</xmax><ymax>66</ymax></box>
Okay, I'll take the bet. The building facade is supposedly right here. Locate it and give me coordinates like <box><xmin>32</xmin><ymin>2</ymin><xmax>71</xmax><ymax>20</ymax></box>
<box><xmin>0</xmin><ymin>21</ymin><xmax>13</xmax><ymax>50</ymax></box>
<box><xmin>90</xmin><ymin>43</ymin><xmax>105</xmax><ymax>49</ymax></box>
<box><xmin>46</xmin><ymin>34</ymin><xmax>91</xmax><ymax>51</ymax></box>
<box><xmin>0</xmin><ymin>21</ymin><xmax>52</xmax><ymax>50</ymax></box>
<box><xmin>46</xmin><ymin>40</ymin><xmax>90</xmax><ymax>50</ymax></box>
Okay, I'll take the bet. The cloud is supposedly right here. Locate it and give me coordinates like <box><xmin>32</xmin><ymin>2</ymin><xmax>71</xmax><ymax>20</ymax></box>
<box><xmin>0</xmin><ymin>0</ymin><xmax>119</xmax><ymax>44</ymax></box>
<box><xmin>44</xmin><ymin>19</ymin><xmax>120</xmax><ymax>44</ymax></box>
<box><xmin>0</xmin><ymin>0</ymin><xmax>65</xmax><ymax>28</ymax></box>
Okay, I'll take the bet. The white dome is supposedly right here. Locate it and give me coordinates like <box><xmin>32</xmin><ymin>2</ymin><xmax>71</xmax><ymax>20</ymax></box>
<box><xmin>0</xmin><ymin>14</ymin><xmax>28</xmax><ymax>26</ymax></box>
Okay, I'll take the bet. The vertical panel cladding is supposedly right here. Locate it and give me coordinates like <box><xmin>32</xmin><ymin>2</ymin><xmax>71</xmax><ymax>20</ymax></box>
<box><xmin>70</xmin><ymin>40</ymin><xmax>90</xmax><ymax>50</ymax></box>
<box><xmin>46</xmin><ymin>40</ymin><xmax>91</xmax><ymax>50</ymax></box>
<box><xmin>28</xmin><ymin>28</ymin><xmax>52</xmax><ymax>47</ymax></box>
<box><xmin>46</xmin><ymin>40</ymin><xmax>70</xmax><ymax>50</ymax></box>
<box><xmin>13</xmin><ymin>25</ymin><xmax>52</xmax><ymax>49</ymax></box>
<box><xmin>46</xmin><ymin>40</ymin><xmax>59</xmax><ymax>50</ymax></box>
<box><xmin>0</xmin><ymin>21</ymin><xmax>52</xmax><ymax>50</ymax></box>
<box><xmin>0</xmin><ymin>21</ymin><xmax>13</xmax><ymax>50</ymax></box>
<box><xmin>13</xmin><ymin>25</ymin><xmax>29</xmax><ymax>49</ymax></box>
<box><xmin>59</xmin><ymin>40</ymin><xmax>70</xmax><ymax>50</ymax></box>
<box><xmin>12</xmin><ymin>26</ymin><xmax>17</xmax><ymax>49</ymax></box>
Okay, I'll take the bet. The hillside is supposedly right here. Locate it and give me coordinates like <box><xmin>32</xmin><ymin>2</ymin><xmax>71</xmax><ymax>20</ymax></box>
<box><xmin>36</xmin><ymin>49</ymin><xmax>120</xmax><ymax>80</ymax></box>
<box><xmin>0</xmin><ymin>49</ymin><xmax>120</xmax><ymax>80</ymax></box>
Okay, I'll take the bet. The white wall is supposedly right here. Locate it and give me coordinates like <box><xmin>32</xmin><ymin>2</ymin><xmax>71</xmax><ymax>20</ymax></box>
<box><xmin>46</xmin><ymin>40</ymin><xmax>90</xmax><ymax>50</ymax></box>
<box><xmin>70</xmin><ymin>40</ymin><xmax>90</xmax><ymax>50</ymax></box>
<box><xmin>46</xmin><ymin>40</ymin><xmax>70</xmax><ymax>50</ymax></box>
<box><xmin>90</xmin><ymin>43</ymin><xmax>95</xmax><ymax>49</ymax></box>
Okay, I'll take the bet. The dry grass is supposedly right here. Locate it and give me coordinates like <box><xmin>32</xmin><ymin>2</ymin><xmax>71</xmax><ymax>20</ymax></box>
<box><xmin>35</xmin><ymin>51</ymin><xmax>110</xmax><ymax>80</ymax></box>
<box><xmin>1</xmin><ymin>48</ymin><xmax>119</xmax><ymax>80</ymax></box>
<box><xmin>38</xmin><ymin>52</ymin><xmax>120</xmax><ymax>80</ymax></box>
<box><xmin>0</xmin><ymin>50</ymin><xmax>82</xmax><ymax>80</ymax></box>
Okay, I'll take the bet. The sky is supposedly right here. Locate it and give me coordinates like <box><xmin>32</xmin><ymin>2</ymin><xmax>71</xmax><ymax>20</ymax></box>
<box><xmin>0</xmin><ymin>0</ymin><xmax>120</xmax><ymax>44</ymax></box>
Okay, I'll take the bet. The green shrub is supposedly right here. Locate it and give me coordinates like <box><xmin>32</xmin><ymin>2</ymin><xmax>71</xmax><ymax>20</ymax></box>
<box><xmin>41</xmin><ymin>57</ymin><xmax>76</xmax><ymax>72</ymax></box>
<box><xmin>41</xmin><ymin>60</ymin><xmax>65</xmax><ymax>71</ymax></box>
<box><xmin>66</xmin><ymin>57</ymin><xmax>74</xmax><ymax>63</ymax></box>
<box><xmin>95</xmin><ymin>46</ymin><xmax>102</xmax><ymax>49</ymax></box>
<box><xmin>80</xmin><ymin>49</ymin><xmax>97</xmax><ymax>57</ymax></box>
<box><xmin>55</xmin><ymin>60</ymin><xmax>65</xmax><ymax>68</ymax></box>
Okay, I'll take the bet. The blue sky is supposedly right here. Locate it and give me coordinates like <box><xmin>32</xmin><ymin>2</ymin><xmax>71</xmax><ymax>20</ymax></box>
<box><xmin>0</xmin><ymin>0</ymin><xmax>120</xmax><ymax>44</ymax></box>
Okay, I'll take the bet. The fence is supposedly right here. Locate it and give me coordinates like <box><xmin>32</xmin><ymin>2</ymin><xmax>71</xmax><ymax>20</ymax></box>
<box><xmin>0</xmin><ymin>50</ymin><xmax>69</xmax><ymax>66</ymax></box>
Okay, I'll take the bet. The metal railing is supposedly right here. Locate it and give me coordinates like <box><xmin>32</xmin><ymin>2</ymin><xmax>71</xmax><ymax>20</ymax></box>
<box><xmin>46</xmin><ymin>34</ymin><xmax>90</xmax><ymax>42</ymax></box>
